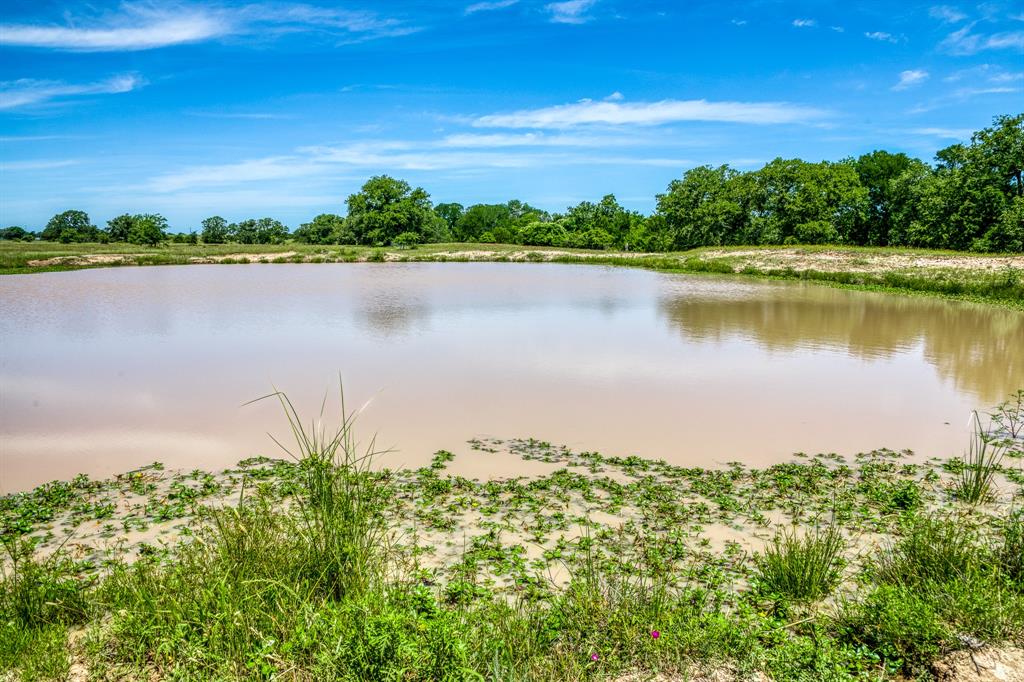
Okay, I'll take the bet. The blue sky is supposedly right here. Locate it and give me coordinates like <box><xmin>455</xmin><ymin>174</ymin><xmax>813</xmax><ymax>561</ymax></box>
<box><xmin>1</xmin><ymin>0</ymin><xmax>1021</xmax><ymax>230</ymax></box>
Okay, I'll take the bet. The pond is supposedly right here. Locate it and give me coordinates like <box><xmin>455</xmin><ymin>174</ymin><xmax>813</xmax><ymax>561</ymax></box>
<box><xmin>2</xmin><ymin>263</ymin><xmax>1021</xmax><ymax>491</ymax></box>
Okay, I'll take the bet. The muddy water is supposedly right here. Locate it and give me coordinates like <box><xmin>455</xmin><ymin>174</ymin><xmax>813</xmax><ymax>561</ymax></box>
<box><xmin>1</xmin><ymin>263</ymin><xmax>1021</xmax><ymax>492</ymax></box>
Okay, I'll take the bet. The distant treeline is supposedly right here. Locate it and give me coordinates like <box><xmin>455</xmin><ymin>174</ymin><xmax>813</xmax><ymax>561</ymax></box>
<box><xmin>3</xmin><ymin>114</ymin><xmax>1021</xmax><ymax>253</ymax></box>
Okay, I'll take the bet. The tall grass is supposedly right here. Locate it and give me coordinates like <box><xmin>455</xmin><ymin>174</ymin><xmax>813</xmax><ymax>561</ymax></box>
<box><xmin>753</xmin><ymin>524</ymin><xmax>846</xmax><ymax>602</ymax></box>
<box><xmin>254</xmin><ymin>386</ymin><xmax>390</xmax><ymax>599</ymax></box>
<box><xmin>954</xmin><ymin>411</ymin><xmax>1006</xmax><ymax>505</ymax></box>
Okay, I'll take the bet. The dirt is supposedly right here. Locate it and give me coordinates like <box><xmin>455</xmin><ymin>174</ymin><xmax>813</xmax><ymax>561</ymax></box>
<box><xmin>699</xmin><ymin>248</ymin><xmax>1024</xmax><ymax>274</ymax></box>
<box><xmin>931</xmin><ymin>647</ymin><xmax>1024</xmax><ymax>681</ymax></box>
<box><xmin>27</xmin><ymin>254</ymin><xmax>135</xmax><ymax>267</ymax></box>
<box><xmin>188</xmin><ymin>251</ymin><xmax>297</xmax><ymax>263</ymax></box>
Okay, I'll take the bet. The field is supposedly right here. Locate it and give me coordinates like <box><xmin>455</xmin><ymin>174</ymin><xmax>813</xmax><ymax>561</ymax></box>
<box><xmin>2</xmin><ymin>241</ymin><xmax>1023</xmax><ymax>308</ymax></box>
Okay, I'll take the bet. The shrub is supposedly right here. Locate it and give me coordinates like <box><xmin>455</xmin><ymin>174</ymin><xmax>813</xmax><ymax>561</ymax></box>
<box><xmin>873</xmin><ymin>515</ymin><xmax>980</xmax><ymax>587</ymax></box>
<box><xmin>839</xmin><ymin>584</ymin><xmax>949</xmax><ymax>676</ymax></box>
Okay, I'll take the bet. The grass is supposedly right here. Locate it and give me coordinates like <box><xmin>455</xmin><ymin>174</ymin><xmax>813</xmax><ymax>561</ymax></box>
<box><xmin>2</xmin><ymin>240</ymin><xmax>1023</xmax><ymax>308</ymax></box>
<box><xmin>2</xmin><ymin>391</ymin><xmax>1023</xmax><ymax>680</ymax></box>
<box><xmin>954</xmin><ymin>412</ymin><xmax>1008</xmax><ymax>504</ymax></box>
<box><xmin>753</xmin><ymin>524</ymin><xmax>846</xmax><ymax>603</ymax></box>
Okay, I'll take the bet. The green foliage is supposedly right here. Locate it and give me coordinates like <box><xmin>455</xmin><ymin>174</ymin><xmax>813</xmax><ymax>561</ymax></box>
<box><xmin>200</xmin><ymin>215</ymin><xmax>230</xmax><ymax>244</ymax></box>
<box><xmin>392</xmin><ymin>231</ymin><xmax>421</xmax><ymax>248</ymax></box>
<box><xmin>753</xmin><ymin>524</ymin><xmax>846</xmax><ymax>602</ymax></box>
<box><xmin>346</xmin><ymin>175</ymin><xmax>448</xmax><ymax>246</ymax></box>
<box><xmin>294</xmin><ymin>213</ymin><xmax>347</xmax><ymax>244</ymax></box>
<box><xmin>126</xmin><ymin>213</ymin><xmax>168</xmax><ymax>246</ymax></box>
<box><xmin>41</xmin><ymin>210</ymin><xmax>99</xmax><ymax>242</ymax></box>
<box><xmin>999</xmin><ymin>508</ymin><xmax>1024</xmax><ymax>586</ymax></box>
<box><xmin>230</xmin><ymin>217</ymin><xmax>289</xmax><ymax>244</ymax></box>
<box><xmin>839</xmin><ymin>584</ymin><xmax>949</xmax><ymax>676</ymax></box>
<box><xmin>0</xmin><ymin>226</ymin><xmax>33</xmax><ymax>241</ymax></box>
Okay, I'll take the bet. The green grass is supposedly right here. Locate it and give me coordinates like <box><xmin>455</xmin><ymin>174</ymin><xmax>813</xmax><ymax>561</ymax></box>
<box><xmin>954</xmin><ymin>412</ymin><xmax>1008</xmax><ymax>505</ymax></box>
<box><xmin>753</xmin><ymin>524</ymin><xmax>847</xmax><ymax>603</ymax></box>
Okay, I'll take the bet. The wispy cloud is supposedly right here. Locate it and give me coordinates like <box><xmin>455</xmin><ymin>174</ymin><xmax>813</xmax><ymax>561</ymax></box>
<box><xmin>0</xmin><ymin>5</ymin><xmax>226</xmax><ymax>51</ymax></box>
<box><xmin>910</xmin><ymin>127</ymin><xmax>972</xmax><ymax>138</ymax></box>
<box><xmin>1</xmin><ymin>159</ymin><xmax>79</xmax><ymax>170</ymax></box>
<box><xmin>546</xmin><ymin>0</ymin><xmax>597</xmax><ymax>24</ymax></box>
<box><xmin>929</xmin><ymin>6</ymin><xmax>967</xmax><ymax>23</ymax></box>
<box><xmin>865</xmin><ymin>31</ymin><xmax>898</xmax><ymax>43</ymax></box>
<box><xmin>0</xmin><ymin>74</ymin><xmax>142</xmax><ymax>110</ymax></box>
<box><xmin>465</xmin><ymin>0</ymin><xmax>519</xmax><ymax>14</ymax></box>
<box><xmin>0</xmin><ymin>2</ymin><xmax>416</xmax><ymax>52</ymax></box>
<box><xmin>893</xmin><ymin>69</ymin><xmax>929</xmax><ymax>90</ymax></box>
<box><xmin>472</xmin><ymin>98</ymin><xmax>826</xmax><ymax>129</ymax></box>
<box><xmin>939</xmin><ymin>23</ymin><xmax>1024</xmax><ymax>55</ymax></box>
<box><xmin>792</xmin><ymin>18</ymin><xmax>816</xmax><ymax>28</ymax></box>
<box><xmin>147</xmin><ymin>138</ymin><xmax>693</xmax><ymax>193</ymax></box>
<box><xmin>730</xmin><ymin>19</ymin><xmax>748</xmax><ymax>26</ymax></box>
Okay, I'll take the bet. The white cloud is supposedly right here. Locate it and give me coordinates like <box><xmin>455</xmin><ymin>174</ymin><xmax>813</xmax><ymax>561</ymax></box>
<box><xmin>472</xmin><ymin>98</ymin><xmax>826</xmax><ymax>129</ymax></box>
<box><xmin>929</xmin><ymin>6</ymin><xmax>967</xmax><ymax>23</ymax></box>
<box><xmin>464</xmin><ymin>0</ymin><xmax>519</xmax><ymax>14</ymax></box>
<box><xmin>940</xmin><ymin>23</ymin><xmax>1024</xmax><ymax>55</ymax></box>
<box><xmin>910</xmin><ymin>127</ymin><xmax>973</xmax><ymax>139</ymax></box>
<box><xmin>1</xmin><ymin>159</ymin><xmax>79</xmax><ymax>170</ymax></box>
<box><xmin>831</xmin><ymin>26</ymin><xmax>845</xmax><ymax>32</ymax></box>
<box><xmin>892</xmin><ymin>69</ymin><xmax>929</xmax><ymax>90</ymax></box>
<box><xmin>546</xmin><ymin>0</ymin><xmax>597</xmax><ymax>24</ymax></box>
<box><xmin>792</xmin><ymin>18</ymin><xmax>816</xmax><ymax>28</ymax></box>
<box><xmin>0</xmin><ymin>5</ymin><xmax>226</xmax><ymax>51</ymax></box>
<box><xmin>0</xmin><ymin>2</ymin><xmax>416</xmax><ymax>52</ymax></box>
<box><xmin>0</xmin><ymin>74</ymin><xmax>142</xmax><ymax>110</ymax></box>
<box><xmin>730</xmin><ymin>19</ymin><xmax>748</xmax><ymax>26</ymax></box>
<box><xmin>865</xmin><ymin>31</ymin><xmax>898</xmax><ymax>43</ymax></box>
<box><xmin>604</xmin><ymin>91</ymin><xmax>624</xmax><ymax>101</ymax></box>
<box><xmin>147</xmin><ymin>140</ymin><xmax>693</xmax><ymax>193</ymax></box>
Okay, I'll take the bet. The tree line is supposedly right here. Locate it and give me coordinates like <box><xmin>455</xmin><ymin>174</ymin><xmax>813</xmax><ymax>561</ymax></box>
<box><xmin>3</xmin><ymin>114</ymin><xmax>1021</xmax><ymax>253</ymax></box>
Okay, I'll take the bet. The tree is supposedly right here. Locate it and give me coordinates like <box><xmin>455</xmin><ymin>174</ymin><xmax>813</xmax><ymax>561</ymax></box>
<box><xmin>561</xmin><ymin>194</ymin><xmax>640</xmax><ymax>249</ymax></box>
<box><xmin>294</xmin><ymin>214</ymin><xmax>346</xmax><ymax>244</ymax></box>
<box><xmin>106</xmin><ymin>214</ymin><xmax>136</xmax><ymax>242</ymax></box>
<box><xmin>345</xmin><ymin>176</ymin><xmax>447</xmax><ymax>245</ymax></box>
<box><xmin>41</xmin><ymin>210</ymin><xmax>97</xmax><ymax>242</ymax></box>
<box><xmin>656</xmin><ymin>166</ymin><xmax>748</xmax><ymax>249</ymax></box>
<box><xmin>0</xmin><ymin>226</ymin><xmax>32</xmax><ymax>241</ymax></box>
<box><xmin>456</xmin><ymin>204</ymin><xmax>513</xmax><ymax>242</ymax></box>
<box><xmin>230</xmin><ymin>218</ymin><xmax>289</xmax><ymax>244</ymax></box>
<box><xmin>200</xmin><ymin>216</ymin><xmax>230</xmax><ymax>244</ymax></box>
<box><xmin>127</xmin><ymin>214</ymin><xmax>168</xmax><ymax>246</ymax></box>
<box><xmin>853</xmin><ymin>151</ymin><xmax>927</xmax><ymax>246</ymax></box>
<box><xmin>434</xmin><ymin>203</ymin><xmax>464</xmax><ymax>234</ymax></box>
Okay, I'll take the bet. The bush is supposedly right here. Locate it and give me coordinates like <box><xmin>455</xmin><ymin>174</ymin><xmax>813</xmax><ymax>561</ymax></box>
<box><xmin>839</xmin><ymin>584</ymin><xmax>949</xmax><ymax>675</ymax></box>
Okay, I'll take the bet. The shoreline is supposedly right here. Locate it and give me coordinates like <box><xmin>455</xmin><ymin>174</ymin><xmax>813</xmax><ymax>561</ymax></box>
<box><xmin>3</xmin><ymin>242</ymin><xmax>1024</xmax><ymax>309</ymax></box>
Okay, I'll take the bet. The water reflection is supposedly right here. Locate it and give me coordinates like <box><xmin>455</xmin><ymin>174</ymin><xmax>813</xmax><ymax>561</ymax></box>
<box><xmin>657</xmin><ymin>283</ymin><xmax>1024</xmax><ymax>404</ymax></box>
<box><xmin>1</xmin><ymin>263</ymin><xmax>1021</xmax><ymax>492</ymax></box>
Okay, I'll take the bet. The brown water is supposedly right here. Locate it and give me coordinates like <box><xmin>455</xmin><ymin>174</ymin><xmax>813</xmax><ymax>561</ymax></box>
<box><xmin>1</xmin><ymin>263</ymin><xmax>1022</xmax><ymax>492</ymax></box>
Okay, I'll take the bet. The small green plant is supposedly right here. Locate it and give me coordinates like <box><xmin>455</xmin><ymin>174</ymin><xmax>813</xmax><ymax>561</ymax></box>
<box><xmin>753</xmin><ymin>524</ymin><xmax>846</xmax><ymax>602</ymax></box>
<box><xmin>954</xmin><ymin>412</ymin><xmax>1006</xmax><ymax>504</ymax></box>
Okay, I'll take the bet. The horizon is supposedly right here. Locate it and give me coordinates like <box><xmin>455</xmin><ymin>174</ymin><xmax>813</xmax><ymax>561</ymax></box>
<box><xmin>1</xmin><ymin>0</ymin><xmax>1022</xmax><ymax>230</ymax></box>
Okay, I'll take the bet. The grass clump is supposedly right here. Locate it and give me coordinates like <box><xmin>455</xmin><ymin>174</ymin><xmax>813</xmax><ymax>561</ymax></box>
<box><xmin>954</xmin><ymin>412</ymin><xmax>1007</xmax><ymax>504</ymax></box>
<box><xmin>753</xmin><ymin>524</ymin><xmax>846</xmax><ymax>603</ymax></box>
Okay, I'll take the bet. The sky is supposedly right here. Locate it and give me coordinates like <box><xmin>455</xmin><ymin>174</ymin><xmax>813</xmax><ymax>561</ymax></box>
<box><xmin>1</xmin><ymin>0</ymin><xmax>1022</xmax><ymax>230</ymax></box>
